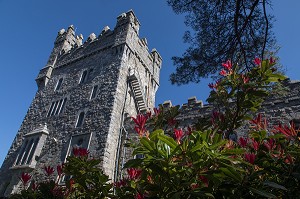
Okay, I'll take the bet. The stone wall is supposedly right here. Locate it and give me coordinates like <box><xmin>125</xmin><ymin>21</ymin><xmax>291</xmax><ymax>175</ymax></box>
<box><xmin>0</xmin><ymin>10</ymin><xmax>161</xmax><ymax>197</ymax></box>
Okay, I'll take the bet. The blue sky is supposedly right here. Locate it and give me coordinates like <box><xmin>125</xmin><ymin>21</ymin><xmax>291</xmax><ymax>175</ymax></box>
<box><xmin>0</xmin><ymin>1</ymin><xmax>299</xmax><ymax>165</ymax></box>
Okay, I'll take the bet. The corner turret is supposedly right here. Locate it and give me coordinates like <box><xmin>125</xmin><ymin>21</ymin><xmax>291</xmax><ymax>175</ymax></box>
<box><xmin>35</xmin><ymin>25</ymin><xmax>76</xmax><ymax>89</ymax></box>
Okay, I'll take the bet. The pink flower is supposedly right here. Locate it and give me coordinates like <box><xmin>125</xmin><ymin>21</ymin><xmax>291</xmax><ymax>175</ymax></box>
<box><xmin>199</xmin><ymin>175</ymin><xmax>209</xmax><ymax>187</ymax></box>
<box><xmin>238</xmin><ymin>137</ymin><xmax>248</xmax><ymax>148</ymax></box>
<box><xmin>127</xmin><ymin>168</ymin><xmax>142</xmax><ymax>180</ymax></box>
<box><xmin>191</xmin><ymin>183</ymin><xmax>199</xmax><ymax>190</ymax></box>
<box><xmin>222</xmin><ymin>60</ymin><xmax>232</xmax><ymax>70</ymax></box>
<box><xmin>132</xmin><ymin>114</ymin><xmax>148</xmax><ymax>136</ymax></box>
<box><xmin>186</xmin><ymin>126</ymin><xmax>193</xmax><ymax>135</ymax></box>
<box><xmin>73</xmin><ymin>147</ymin><xmax>89</xmax><ymax>157</ymax></box>
<box><xmin>244</xmin><ymin>153</ymin><xmax>256</xmax><ymax>164</ymax></box>
<box><xmin>20</xmin><ymin>172</ymin><xmax>31</xmax><ymax>186</ymax></box>
<box><xmin>30</xmin><ymin>180</ymin><xmax>39</xmax><ymax>191</ymax></box>
<box><xmin>44</xmin><ymin>166</ymin><xmax>55</xmax><ymax>177</ymax></box>
<box><xmin>219</xmin><ymin>69</ymin><xmax>227</xmax><ymax>76</ymax></box>
<box><xmin>285</xmin><ymin>154</ymin><xmax>293</xmax><ymax>164</ymax></box>
<box><xmin>264</xmin><ymin>139</ymin><xmax>276</xmax><ymax>151</ymax></box>
<box><xmin>57</xmin><ymin>164</ymin><xmax>63</xmax><ymax>176</ymax></box>
<box><xmin>131</xmin><ymin>114</ymin><xmax>147</xmax><ymax>128</ymax></box>
<box><xmin>251</xmin><ymin>138</ymin><xmax>260</xmax><ymax>151</ymax></box>
<box><xmin>174</xmin><ymin>129</ymin><xmax>184</xmax><ymax>144</ymax></box>
<box><xmin>241</xmin><ymin>74</ymin><xmax>250</xmax><ymax>84</ymax></box>
<box><xmin>208</xmin><ymin>83</ymin><xmax>215</xmax><ymax>89</ymax></box>
<box><xmin>134</xmin><ymin>126</ymin><xmax>146</xmax><ymax>137</ymax></box>
<box><xmin>153</xmin><ymin>107</ymin><xmax>161</xmax><ymax>116</ymax></box>
<box><xmin>254</xmin><ymin>57</ymin><xmax>261</xmax><ymax>65</ymax></box>
<box><xmin>168</xmin><ymin>118</ymin><xmax>177</xmax><ymax>127</ymax></box>
<box><xmin>135</xmin><ymin>193</ymin><xmax>145</xmax><ymax>199</ymax></box>
<box><xmin>274</xmin><ymin>122</ymin><xmax>298</xmax><ymax>138</ymax></box>
<box><xmin>269</xmin><ymin>57</ymin><xmax>275</xmax><ymax>64</ymax></box>
<box><xmin>250</xmin><ymin>113</ymin><xmax>268</xmax><ymax>130</ymax></box>
<box><xmin>114</xmin><ymin>179</ymin><xmax>127</xmax><ymax>188</ymax></box>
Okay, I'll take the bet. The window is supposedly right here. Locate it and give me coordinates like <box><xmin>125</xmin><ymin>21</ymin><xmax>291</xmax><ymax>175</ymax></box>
<box><xmin>76</xmin><ymin>112</ymin><xmax>85</xmax><ymax>127</ymax></box>
<box><xmin>47</xmin><ymin>98</ymin><xmax>67</xmax><ymax>117</ymax></box>
<box><xmin>60</xmin><ymin>133</ymin><xmax>92</xmax><ymax>183</ymax></box>
<box><xmin>55</xmin><ymin>78</ymin><xmax>63</xmax><ymax>91</ymax></box>
<box><xmin>88</xmin><ymin>68</ymin><xmax>94</xmax><ymax>80</ymax></box>
<box><xmin>79</xmin><ymin>70</ymin><xmax>88</xmax><ymax>84</ymax></box>
<box><xmin>13</xmin><ymin>125</ymin><xmax>48</xmax><ymax>168</ymax></box>
<box><xmin>90</xmin><ymin>85</ymin><xmax>98</xmax><ymax>99</ymax></box>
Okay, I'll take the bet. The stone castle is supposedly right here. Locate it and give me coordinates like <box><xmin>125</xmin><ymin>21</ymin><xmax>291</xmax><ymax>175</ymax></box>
<box><xmin>0</xmin><ymin>10</ymin><xmax>162</xmax><ymax>196</ymax></box>
<box><xmin>1</xmin><ymin>10</ymin><xmax>300</xmax><ymax>197</ymax></box>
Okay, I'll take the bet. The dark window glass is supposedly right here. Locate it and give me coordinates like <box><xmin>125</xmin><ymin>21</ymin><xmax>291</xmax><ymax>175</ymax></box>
<box><xmin>59</xmin><ymin>98</ymin><xmax>67</xmax><ymax>114</ymax></box>
<box><xmin>55</xmin><ymin>78</ymin><xmax>63</xmax><ymax>90</ymax></box>
<box><xmin>50</xmin><ymin>101</ymin><xmax>59</xmax><ymax>116</ymax></box>
<box><xmin>16</xmin><ymin>140</ymin><xmax>28</xmax><ymax>165</ymax></box>
<box><xmin>21</xmin><ymin>139</ymin><xmax>34</xmax><ymax>165</ymax></box>
<box><xmin>47</xmin><ymin>102</ymin><xmax>55</xmax><ymax>117</ymax></box>
<box><xmin>76</xmin><ymin>112</ymin><xmax>85</xmax><ymax>127</ymax></box>
<box><xmin>26</xmin><ymin>137</ymin><xmax>39</xmax><ymax>164</ymax></box>
<box><xmin>91</xmin><ymin>85</ymin><xmax>98</xmax><ymax>99</ymax></box>
<box><xmin>79</xmin><ymin>71</ymin><xmax>87</xmax><ymax>84</ymax></box>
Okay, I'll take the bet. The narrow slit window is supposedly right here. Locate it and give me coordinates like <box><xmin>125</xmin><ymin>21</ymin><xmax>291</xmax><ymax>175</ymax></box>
<box><xmin>47</xmin><ymin>102</ymin><xmax>55</xmax><ymax>117</ymax></box>
<box><xmin>88</xmin><ymin>68</ymin><xmax>94</xmax><ymax>80</ymax></box>
<box><xmin>90</xmin><ymin>85</ymin><xmax>98</xmax><ymax>99</ymax></box>
<box><xmin>15</xmin><ymin>140</ymin><xmax>28</xmax><ymax>165</ymax></box>
<box><xmin>76</xmin><ymin>112</ymin><xmax>85</xmax><ymax>127</ymax></box>
<box><xmin>79</xmin><ymin>71</ymin><xmax>87</xmax><ymax>84</ymax></box>
<box><xmin>21</xmin><ymin>139</ymin><xmax>34</xmax><ymax>165</ymax></box>
<box><xmin>26</xmin><ymin>137</ymin><xmax>39</xmax><ymax>165</ymax></box>
<box><xmin>59</xmin><ymin>98</ymin><xmax>67</xmax><ymax>114</ymax></box>
<box><xmin>55</xmin><ymin>99</ymin><xmax>63</xmax><ymax>115</ymax></box>
<box><xmin>55</xmin><ymin>78</ymin><xmax>63</xmax><ymax>91</ymax></box>
<box><xmin>50</xmin><ymin>101</ymin><xmax>59</xmax><ymax>116</ymax></box>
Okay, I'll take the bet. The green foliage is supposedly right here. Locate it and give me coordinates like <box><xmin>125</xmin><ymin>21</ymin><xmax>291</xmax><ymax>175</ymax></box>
<box><xmin>12</xmin><ymin>59</ymin><xmax>300</xmax><ymax>199</ymax></box>
<box><xmin>64</xmin><ymin>156</ymin><xmax>113</xmax><ymax>199</ymax></box>
<box><xmin>167</xmin><ymin>0</ymin><xmax>276</xmax><ymax>85</ymax></box>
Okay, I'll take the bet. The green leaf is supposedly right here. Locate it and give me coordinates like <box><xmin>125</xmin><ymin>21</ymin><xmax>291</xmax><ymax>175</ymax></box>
<box><xmin>190</xmin><ymin>144</ymin><xmax>204</xmax><ymax>152</ymax></box>
<box><xmin>157</xmin><ymin>134</ymin><xmax>177</xmax><ymax>149</ymax></box>
<box><xmin>123</xmin><ymin>158</ymin><xmax>143</xmax><ymax>168</ymax></box>
<box><xmin>263</xmin><ymin>181</ymin><xmax>287</xmax><ymax>191</ymax></box>
<box><xmin>210</xmin><ymin>140</ymin><xmax>227</xmax><ymax>150</ymax></box>
<box><xmin>220</xmin><ymin>167</ymin><xmax>242</xmax><ymax>182</ymax></box>
<box><xmin>249</xmin><ymin>187</ymin><xmax>277</xmax><ymax>198</ymax></box>
<box><xmin>150</xmin><ymin>129</ymin><xmax>164</xmax><ymax>141</ymax></box>
<box><xmin>140</xmin><ymin>137</ymin><xmax>155</xmax><ymax>152</ymax></box>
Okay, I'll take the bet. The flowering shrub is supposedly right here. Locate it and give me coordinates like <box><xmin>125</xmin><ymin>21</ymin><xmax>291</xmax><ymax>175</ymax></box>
<box><xmin>11</xmin><ymin>58</ymin><xmax>300</xmax><ymax>198</ymax></box>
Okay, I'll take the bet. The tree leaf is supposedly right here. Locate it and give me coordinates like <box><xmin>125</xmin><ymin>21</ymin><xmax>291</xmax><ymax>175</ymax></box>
<box><xmin>263</xmin><ymin>181</ymin><xmax>287</xmax><ymax>191</ymax></box>
<box><xmin>157</xmin><ymin>134</ymin><xmax>177</xmax><ymax>149</ymax></box>
<box><xmin>249</xmin><ymin>187</ymin><xmax>277</xmax><ymax>198</ymax></box>
<box><xmin>140</xmin><ymin>137</ymin><xmax>155</xmax><ymax>152</ymax></box>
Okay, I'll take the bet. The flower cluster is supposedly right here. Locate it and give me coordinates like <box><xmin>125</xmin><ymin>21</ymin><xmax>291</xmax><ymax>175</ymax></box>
<box><xmin>132</xmin><ymin>114</ymin><xmax>148</xmax><ymax>137</ymax></box>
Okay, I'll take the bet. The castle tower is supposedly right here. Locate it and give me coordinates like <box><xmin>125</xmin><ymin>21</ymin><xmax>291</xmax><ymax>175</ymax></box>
<box><xmin>0</xmin><ymin>10</ymin><xmax>162</xmax><ymax>196</ymax></box>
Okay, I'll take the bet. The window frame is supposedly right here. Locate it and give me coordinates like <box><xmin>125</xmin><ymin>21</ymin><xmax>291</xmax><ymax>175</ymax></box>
<box><xmin>55</xmin><ymin>77</ymin><xmax>64</xmax><ymax>91</ymax></box>
<box><xmin>90</xmin><ymin>85</ymin><xmax>99</xmax><ymax>100</ymax></box>
<box><xmin>11</xmin><ymin>125</ymin><xmax>49</xmax><ymax>169</ymax></box>
<box><xmin>79</xmin><ymin>70</ymin><xmax>88</xmax><ymax>84</ymax></box>
<box><xmin>75</xmin><ymin>111</ymin><xmax>85</xmax><ymax>128</ymax></box>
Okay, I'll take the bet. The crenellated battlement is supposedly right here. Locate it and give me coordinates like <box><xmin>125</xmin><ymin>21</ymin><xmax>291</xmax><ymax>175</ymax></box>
<box><xmin>35</xmin><ymin>10</ymin><xmax>162</xmax><ymax>92</ymax></box>
<box><xmin>159</xmin><ymin>79</ymin><xmax>300</xmax><ymax>127</ymax></box>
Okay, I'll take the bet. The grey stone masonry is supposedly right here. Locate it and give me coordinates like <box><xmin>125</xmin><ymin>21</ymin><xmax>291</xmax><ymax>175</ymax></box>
<box><xmin>0</xmin><ymin>10</ymin><xmax>162</xmax><ymax>197</ymax></box>
<box><xmin>120</xmin><ymin>80</ymin><xmax>300</xmax><ymax>173</ymax></box>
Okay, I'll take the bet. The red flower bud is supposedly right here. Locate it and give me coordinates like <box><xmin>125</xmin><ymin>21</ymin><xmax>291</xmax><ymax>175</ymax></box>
<box><xmin>20</xmin><ymin>172</ymin><xmax>31</xmax><ymax>186</ymax></box>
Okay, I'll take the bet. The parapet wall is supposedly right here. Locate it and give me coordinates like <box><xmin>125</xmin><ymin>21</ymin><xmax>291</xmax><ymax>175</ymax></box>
<box><xmin>162</xmin><ymin>79</ymin><xmax>300</xmax><ymax>129</ymax></box>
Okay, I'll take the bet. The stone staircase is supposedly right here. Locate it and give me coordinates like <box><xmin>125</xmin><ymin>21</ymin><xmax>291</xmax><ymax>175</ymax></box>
<box><xmin>128</xmin><ymin>73</ymin><xmax>147</xmax><ymax>113</ymax></box>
